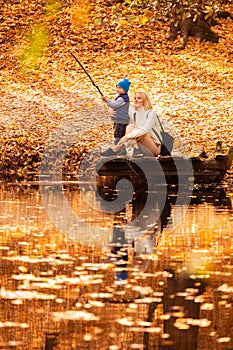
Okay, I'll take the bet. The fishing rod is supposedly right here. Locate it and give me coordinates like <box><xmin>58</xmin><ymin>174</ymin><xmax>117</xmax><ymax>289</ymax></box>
<box><xmin>70</xmin><ymin>51</ymin><xmax>103</xmax><ymax>96</ymax></box>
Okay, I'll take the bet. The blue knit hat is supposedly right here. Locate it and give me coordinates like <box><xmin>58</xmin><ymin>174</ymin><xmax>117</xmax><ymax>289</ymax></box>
<box><xmin>117</xmin><ymin>78</ymin><xmax>131</xmax><ymax>93</ymax></box>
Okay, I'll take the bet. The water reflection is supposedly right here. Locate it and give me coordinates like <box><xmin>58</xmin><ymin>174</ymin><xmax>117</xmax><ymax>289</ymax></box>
<box><xmin>0</xmin><ymin>182</ymin><xmax>232</xmax><ymax>349</ymax></box>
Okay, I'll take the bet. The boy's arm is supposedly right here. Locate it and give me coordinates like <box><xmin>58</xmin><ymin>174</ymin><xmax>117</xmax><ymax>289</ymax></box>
<box><xmin>101</xmin><ymin>96</ymin><xmax>108</xmax><ymax>102</ymax></box>
<box><xmin>103</xmin><ymin>96</ymin><xmax>125</xmax><ymax>110</ymax></box>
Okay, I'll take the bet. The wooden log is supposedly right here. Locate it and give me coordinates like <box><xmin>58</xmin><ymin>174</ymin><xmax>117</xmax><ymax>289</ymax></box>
<box><xmin>96</xmin><ymin>146</ymin><xmax>233</xmax><ymax>187</ymax></box>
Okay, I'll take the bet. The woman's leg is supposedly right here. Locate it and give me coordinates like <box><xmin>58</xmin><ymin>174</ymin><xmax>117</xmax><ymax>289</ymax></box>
<box><xmin>139</xmin><ymin>134</ymin><xmax>161</xmax><ymax>156</ymax></box>
<box><xmin>125</xmin><ymin>126</ymin><xmax>160</xmax><ymax>156</ymax></box>
<box><xmin>111</xmin><ymin>126</ymin><xmax>160</xmax><ymax>156</ymax></box>
<box><xmin>125</xmin><ymin>124</ymin><xmax>135</xmax><ymax>134</ymax></box>
<box><xmin>112</xmin><ymin>125</ymin><xmax>137</xmax><ymax>152</ymax></box>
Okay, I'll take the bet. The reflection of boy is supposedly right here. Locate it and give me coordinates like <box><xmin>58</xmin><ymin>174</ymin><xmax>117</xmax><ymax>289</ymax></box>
<box><xmin>109</xmin><ymin>224</ymin><xmax>128</xmax><ymax>281</ymax></box>
<box><xmin>101</xmin><ymin>78</ymin><xmax>131</xmax><ymax>145</ymax></box>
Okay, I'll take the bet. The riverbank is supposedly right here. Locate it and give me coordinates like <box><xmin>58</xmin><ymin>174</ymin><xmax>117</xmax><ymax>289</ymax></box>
<box><xmin>0</xmin><ymin>1</ymin><xmax>232</xmax><ymax>181</ymax></box>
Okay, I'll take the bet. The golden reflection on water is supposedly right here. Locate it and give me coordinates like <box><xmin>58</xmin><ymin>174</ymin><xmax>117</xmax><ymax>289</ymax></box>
<box><xmin>0</xmin><ymin>183</ymin><xmax>232</xmax><ymax>349</ymax></box>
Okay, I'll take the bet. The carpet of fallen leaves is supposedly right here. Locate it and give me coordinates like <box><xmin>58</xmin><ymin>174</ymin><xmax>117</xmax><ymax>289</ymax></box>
<box><xmin>0</xmin><ymin>0</ymin><xmax>233</xmax><ymax>181</ymax></box>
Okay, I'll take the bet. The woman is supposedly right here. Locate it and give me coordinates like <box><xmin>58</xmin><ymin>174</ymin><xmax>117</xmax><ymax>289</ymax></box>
<box><xmin>100</xmin><ymin>91</ymin><xmax>161</xmax><ymax>157</ymax></box>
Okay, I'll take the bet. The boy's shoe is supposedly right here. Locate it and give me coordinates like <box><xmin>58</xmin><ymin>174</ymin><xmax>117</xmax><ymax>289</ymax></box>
<box><xmin>133</xmin><ymin>148</ymin><xmax>143</xmax><ymax>158</ymax></box>
<box><xmin>100</xmin><ymin>148</ymin><xmax>117</xmax><ymax>157</ymax></box>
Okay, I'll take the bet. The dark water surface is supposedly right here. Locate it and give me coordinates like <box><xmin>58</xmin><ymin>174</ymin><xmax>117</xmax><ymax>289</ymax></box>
<box><xmin>0</xmin><ymin>181</ymin><xmax>232</xmax><ymax>350</ymax></box>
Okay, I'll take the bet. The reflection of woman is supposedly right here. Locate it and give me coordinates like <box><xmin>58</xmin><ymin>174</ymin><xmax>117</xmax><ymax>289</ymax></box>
<box><xmin>101</xmin><ymin>91</ymin><xmax>162</xmax><ymax>158</ymax></box>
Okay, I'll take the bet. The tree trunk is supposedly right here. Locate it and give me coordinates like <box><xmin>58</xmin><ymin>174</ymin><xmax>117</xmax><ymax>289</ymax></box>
<box><xmin>169</xmin><ymin>12</ymin><xmax>219</xmax><ymax>49</ymax></box>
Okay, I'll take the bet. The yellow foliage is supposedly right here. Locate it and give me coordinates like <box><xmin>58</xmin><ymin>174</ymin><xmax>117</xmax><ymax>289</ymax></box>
<box><xmin>119</xmin><ymin>19</ymin><xmax>129</xmax><ymax>27</ymax></box>
<box><xmin>69</xmin><ymin>1</ymin><xmax>90</xmax><ymax>28</ymax></box>
<box><xmin>18</xmin><ymin>24</ymin><xmax>49</xmax><ymax>72</ymax></box>
<box><xmin>140</xmin><ymin>16</ymin><xmax>149</xmax><ymax>25</ymax></box>
<box><xmin>45</xmin><ymin>0</ymin><xmax>62</xmax><ymax>16</ymax></box>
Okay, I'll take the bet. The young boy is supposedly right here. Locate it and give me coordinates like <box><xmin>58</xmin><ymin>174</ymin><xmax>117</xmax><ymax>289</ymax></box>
<box><xmin>101</xmin><ymin>78</ymin><xmax>131</xmax><ymax>146</ymax></box>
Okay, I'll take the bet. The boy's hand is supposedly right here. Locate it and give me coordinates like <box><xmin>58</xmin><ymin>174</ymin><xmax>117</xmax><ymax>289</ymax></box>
<box><xmin>101</xmin><ymin>96</ymin><xmax>107</xmax><ymax>102</ymax></box>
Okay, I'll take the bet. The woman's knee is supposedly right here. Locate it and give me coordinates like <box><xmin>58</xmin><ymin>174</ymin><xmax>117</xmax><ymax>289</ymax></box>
<box><xmin>126</xmin><ymin>124</ymin><xmax>135</xmax><ymax>134</ymax></box>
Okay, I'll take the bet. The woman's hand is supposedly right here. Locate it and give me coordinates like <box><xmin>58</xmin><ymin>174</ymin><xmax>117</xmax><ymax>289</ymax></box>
<box><xmin>115</xmin><ymin>135</ymin><xmax>128</xmax><ymax>149</ymax></box>
<box><xmin>121</xmin><ymin>135</ymin><xmax>128</xmax><ymax>142</ymax></box>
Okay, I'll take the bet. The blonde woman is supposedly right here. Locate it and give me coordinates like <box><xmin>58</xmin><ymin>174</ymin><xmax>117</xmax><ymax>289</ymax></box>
<box><xmin>101</xmin><ymin>91</ymin><xmax>161</xmax><ymax>157</ymax></box>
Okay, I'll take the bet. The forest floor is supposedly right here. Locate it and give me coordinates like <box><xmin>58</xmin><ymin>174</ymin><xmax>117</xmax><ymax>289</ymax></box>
<box><xmin>0</xmin><ymin>0</ymin><xmax>233</xmax><ymax>180</ymax></box>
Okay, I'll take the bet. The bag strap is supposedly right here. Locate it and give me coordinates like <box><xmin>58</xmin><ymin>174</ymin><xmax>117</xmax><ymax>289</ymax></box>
<box><xmin>156</xmin><ymin>114</ymin><xmax>164</xmax><ymax>133</ymax></box>
<box><xmin>133</xmin><ymin>111</ymin><xmax>163</xmax><ymax>143</ymax></box>
<box><xmin>152</xmin><ymin>128</ymin><xmax>162</xmax><ymax>144</ymax></box>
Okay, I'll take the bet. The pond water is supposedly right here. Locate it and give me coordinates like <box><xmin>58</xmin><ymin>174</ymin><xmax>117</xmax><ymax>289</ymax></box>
<box><xmin>0</xmin><ymin>179</ymin><xmax>233</xmax><ymax>350</ymax></box>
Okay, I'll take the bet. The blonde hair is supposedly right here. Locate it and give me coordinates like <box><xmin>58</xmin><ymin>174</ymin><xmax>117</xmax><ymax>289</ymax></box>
<box><xmin>135</xmin><ymin>91</ymin><xmax>153</xmax><ymax>110</ymax></box>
